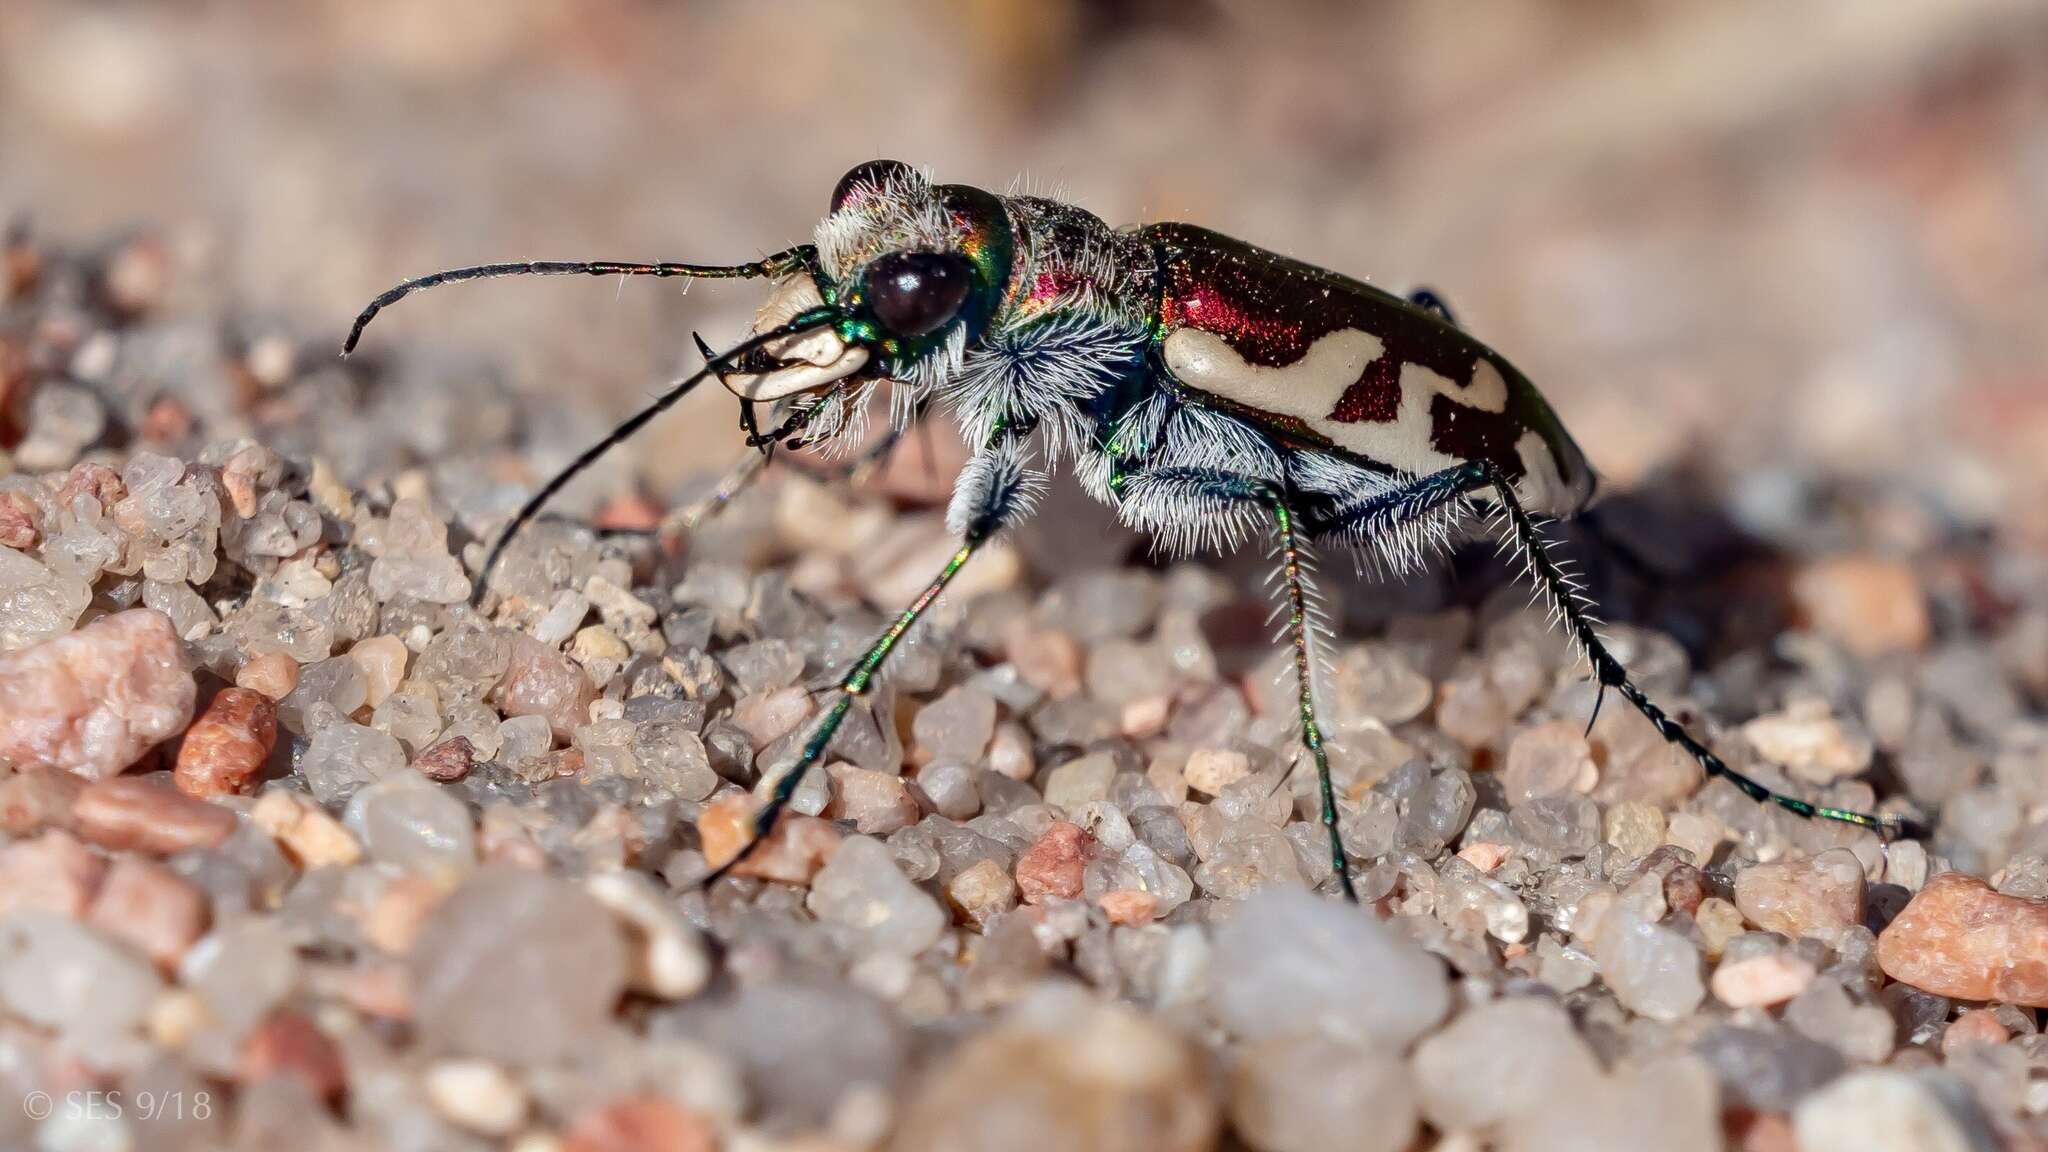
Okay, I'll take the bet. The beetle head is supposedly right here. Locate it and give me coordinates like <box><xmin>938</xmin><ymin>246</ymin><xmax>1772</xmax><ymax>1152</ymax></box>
<box><xmin>719</xmin><ymin>161</ymin><xmax>1013</xmax><ymax>440</ymax></box>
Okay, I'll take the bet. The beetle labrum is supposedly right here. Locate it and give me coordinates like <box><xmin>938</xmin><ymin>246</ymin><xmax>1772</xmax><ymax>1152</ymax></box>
<box><xmin>345</xmin><ymin>160</ymin><xmax>1912</xmax><ymax>899</ymax></box>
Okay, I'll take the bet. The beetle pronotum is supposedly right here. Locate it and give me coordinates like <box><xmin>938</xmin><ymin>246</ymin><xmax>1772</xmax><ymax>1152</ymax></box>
<box><xmin>346</xmin><ymin>160</ymin><xmax>1916</xmax><ymax>899</ymax></box>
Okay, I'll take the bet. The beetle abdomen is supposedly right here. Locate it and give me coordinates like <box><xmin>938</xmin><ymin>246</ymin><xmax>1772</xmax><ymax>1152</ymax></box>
<box><xmin>1142</xmin><ymin>223</ymin><xmax>1594</xmax><ymax>514</ymax></box>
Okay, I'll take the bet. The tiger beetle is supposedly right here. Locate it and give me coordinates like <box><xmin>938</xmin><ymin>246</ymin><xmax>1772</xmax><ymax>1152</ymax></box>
<box><xmin>344</xmin><ymin>160</ymin><xmax>1916</xmax><ymax>900</ymax></box>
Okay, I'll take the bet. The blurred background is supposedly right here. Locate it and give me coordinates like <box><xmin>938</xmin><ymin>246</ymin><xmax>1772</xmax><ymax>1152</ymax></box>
<box><xmin>3</xmin><ymin>0</ymin><xmax>2046</xmax><ymax>549</ymax></box>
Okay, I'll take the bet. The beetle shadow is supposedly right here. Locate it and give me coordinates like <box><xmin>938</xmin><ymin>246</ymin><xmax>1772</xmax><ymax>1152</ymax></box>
<box><xmin>1427</xmin><ymin>458</ymin><xmax>1798</xmax><ymax>669</ymax></box>
<box><xmin>1022</xmin><ymin>455</ymin><xmax>1798</xmax><ymax>682</ymax></box>
<box><xmin>1152</xmin><ymin>457</ymin><xmax>1793</xmax><ymax>677</ymax></box>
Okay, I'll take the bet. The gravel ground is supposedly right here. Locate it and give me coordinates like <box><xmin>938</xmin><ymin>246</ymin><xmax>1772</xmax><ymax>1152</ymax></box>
<box><xmin>0</xmin><ymin>231</ymin><xmax>2044</xmax><ymax>1152</ymax></box>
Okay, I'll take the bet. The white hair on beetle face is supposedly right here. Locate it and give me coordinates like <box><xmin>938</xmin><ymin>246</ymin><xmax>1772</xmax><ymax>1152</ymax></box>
<box><xmin>814</xmin><ymin>164</ymin><xmax>958</xmax><ymax>285</ymax></box>
<box><xmin>809</xmin><ymin>165</ymin><xmax>976</xmax><ymax>416</ymax></box>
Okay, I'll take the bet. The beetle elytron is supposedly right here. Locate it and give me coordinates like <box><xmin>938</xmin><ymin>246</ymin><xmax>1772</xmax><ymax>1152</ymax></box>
<box><xmin>346</xmin><ymin>160</ymin><xmax>1911</xmax><ymax>899</ymax></box>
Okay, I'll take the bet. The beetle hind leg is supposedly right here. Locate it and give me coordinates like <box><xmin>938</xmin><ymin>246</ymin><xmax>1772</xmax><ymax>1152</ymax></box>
<box><xmin>1407</xmin><ymin>287</ymin><xmax>1458</xmax><ymax>326</ymax></box>
<box><xmin>1475</xmin><ymin>462</ymin><xmax>1923</xmax><ymax>840</ymax></box>
<box><xmin>1297</xmin><ymin>458</ymin><xmax>1919</xmax><ymax>840</ymax></box>
<box><xmin>1129</xmin><ymin>453</ymin><xmax>1920</xmax><ymax>889</ymax></box>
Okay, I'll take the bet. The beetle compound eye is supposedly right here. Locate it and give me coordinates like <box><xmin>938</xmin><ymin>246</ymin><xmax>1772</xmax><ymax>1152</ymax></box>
<box><xmin>831</xmin><ymin>159</ymin><xmax>916</xmax><ymax>212</ymax></box>
<box><xmin>864</xmin><ymin>251</ymin><xmax>973</xmax><ymax>339</ymax></box>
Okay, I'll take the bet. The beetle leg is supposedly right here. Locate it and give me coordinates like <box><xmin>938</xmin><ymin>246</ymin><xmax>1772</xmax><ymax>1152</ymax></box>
<box><xmin>1300</xmin><ymin>461</ymin><xmax>1491</xmax><ymax>548</ymax></box>
<box><xmin>1476</xmin><ymin>462</ymin><xmax>1922</xmax><ymax>840</ymax></box>
<box><xmin>1138</xmin><ymin>455</ymin><xmax>1921</xmax><ymax>887</ymax></box>
<box><xmin>1113</xmin><ymin>464</ymin><xmax>1363</xmax><ymax>900</ymax></box>
<box><xmin>1270</xmin><ymin>499</ymin><xmax>1357</xmax><ymax>902</ymax></box>
<box><xmin>702</xmin><ymin>535</ymin><xmax>981</xmax><ymax>886</ymax></box>
<box><xmin>663</xmin><ymin>449</ymin><xmax>772</xmax><ymax>536</ymax></box>
<box><xmin>651</xmin><ymin>332</ymin><xmax>781</xmax><ymax>536</ymax></box>
<box><xmin>702</xmin><ymin>437</ymin><xmax>1041</xmax><ymax>886</ymax></box>
<box><xmin>663</xmin><ymin>405</ymin><xmax>934</xmax><ymax>545</ymax></box>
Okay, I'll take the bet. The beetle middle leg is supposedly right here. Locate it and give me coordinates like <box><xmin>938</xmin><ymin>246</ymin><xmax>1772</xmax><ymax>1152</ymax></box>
<box><xmin>1126</xmin><ymin>460</ymin><xmax>1527</xmax><ymax>901</ymax></box>
<box><xmin>1118</xmin><ymin>466</ymin><xmax>1365</xmax><ymax>900</ymax></box>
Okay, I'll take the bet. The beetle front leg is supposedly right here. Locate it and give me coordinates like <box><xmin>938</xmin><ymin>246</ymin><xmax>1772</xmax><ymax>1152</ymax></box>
<box><xmin>664</xmin><ymin>449</ymin><xmax>770</xmax><ymax>536</ymax></box>
<box><xmin>701</xmin><ymin>539</ymin><xmax>975</xmax><ymax>885</ymax></box>
<box><xmin>664</xmin><ymin>348</ymin><xmax>933</xmax><ymax>537</ymax></box>
<box><xmin>702</xmin><ymin>438</ymin><xmax>1041</xmax><ymax>886</ymax></box>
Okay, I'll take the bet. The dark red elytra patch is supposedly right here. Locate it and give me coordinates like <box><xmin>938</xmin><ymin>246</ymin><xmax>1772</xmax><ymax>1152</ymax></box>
<box><xmin>1152</xmin><ymin>224</ymin><xmax>1482</xmax><ymax>430</ymax></box>
<box><xmin>1329</xmin><ymin>319</ymin><xmax>1477</xmax><ymax>425</ymax></box>
<box><xmin>1159</xmin><ymin>286</ymin><xmax>1311</xmax><ymax>366</ymax></box>
<box><xmin>1147</xmin><ymin>223</ymin><xmax>1537</xmax><ymax>480</ymax></box>
<box><xmin>1428</xmin><ymin>390</ymin><xmax>1519</xmax><ymax>467</ymax></box>
<box><xmin>1330</xmin><ymin>355</ymin><xmax>1401</xmax><ymax>423</ymax></box>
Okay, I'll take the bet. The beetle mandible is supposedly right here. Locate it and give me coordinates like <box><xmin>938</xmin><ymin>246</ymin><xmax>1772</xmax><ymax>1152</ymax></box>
<box><xmin>345</xmin><ymin>160</ymin><xmax>1912</xmax><ymax>899</ymax></box>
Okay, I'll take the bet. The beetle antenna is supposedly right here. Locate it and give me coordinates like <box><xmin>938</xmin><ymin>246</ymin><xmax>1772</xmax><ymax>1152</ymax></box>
<box><xmin>470</xmin><ymin>306</ymin><xmax>839</xmax><ymax>606</ymax></box>
<box><xmin>342</xmin><ymin>245</ymin><xmax>816</xmax><ymax>354</ymax></box>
